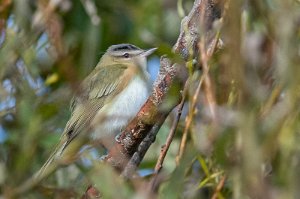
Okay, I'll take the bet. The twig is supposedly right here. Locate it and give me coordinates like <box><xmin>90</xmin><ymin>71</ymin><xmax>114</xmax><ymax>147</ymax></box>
<box><xmin>211</xmin><ymin>175</ymin><xmax>226</xmax><ymax>199</ymax></box>
<box><xmin>81</xmin><ymin>185</ymin><xmax>100</xmax><ymax>199</ymax></box>
<box><xmin>200</xmin><ymin>36</ymin><xmax>217</xmax><ymax>122</ymax></box>
<box><xmin>176</xmin><ymin>71</ymin><xmax>205</xmax><ymax>165</ymax></box>
<box><xmin>155</xmin><ymin>84</ymin><xmax>187</xmax><ymax>173</ymax></box>
<box><xmin>176</xmin><ymin>33</ymin><xmax>220</xmax><ymax>165</ymax></box>
<box><xmin>0</xmin><ymin>107</ymin><xmax>15</xmax><ymax>117</ymax></box>
<box><xmin>82</xmin><ymin>0</ymin><xmax>223</xmax><ymax>196</ymax></box>
<box><xmin>121</xmin><ymin>118</ymin><xmax>167</xmax><ymax>178</ymax></box>
<box><xmin>148</xmin><ymin>80</ymin><xmax>189</xmax><ymax>190</ymax></box>
<box><xmin>105</xmin><ymin>58</ymin><xmax>182</xmax><ymax>170</ymax></box>
<box><xmin>118</xmin><ymin>0</ymin><xmax>222</xmax><ymax>172</ymax></box>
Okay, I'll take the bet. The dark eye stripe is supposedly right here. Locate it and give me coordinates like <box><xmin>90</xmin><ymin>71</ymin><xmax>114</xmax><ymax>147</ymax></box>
<box><xmin>112</xmin><ymin>52</ymin><xmax>132</xmax><ymax>58</ymax></box>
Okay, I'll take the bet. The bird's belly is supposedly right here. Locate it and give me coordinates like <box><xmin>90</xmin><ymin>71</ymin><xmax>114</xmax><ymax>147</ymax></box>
<box><xmin>91</xmin><ymin>76</ymin><xmax>150</xmax><ymax>145</ymax></box>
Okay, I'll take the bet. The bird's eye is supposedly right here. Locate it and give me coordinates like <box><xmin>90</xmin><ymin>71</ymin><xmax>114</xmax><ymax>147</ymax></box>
<box><xmin>123</xmin><ymin>53</ymin><xmax>129</xmax><ymax>58</ymax></box>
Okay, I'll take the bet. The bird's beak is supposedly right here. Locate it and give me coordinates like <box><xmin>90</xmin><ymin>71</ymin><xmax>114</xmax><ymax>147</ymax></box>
<box><xmin>142</xmin><ymin>47</ymin><xmax>158</xmax><ymax>57</ymax></box>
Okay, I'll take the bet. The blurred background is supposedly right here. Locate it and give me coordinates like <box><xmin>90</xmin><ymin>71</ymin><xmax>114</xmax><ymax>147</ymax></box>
<box><xmin>1</xmin><ymin>0</ymin><xmax>300</xmax><ymax>198</ymax></box>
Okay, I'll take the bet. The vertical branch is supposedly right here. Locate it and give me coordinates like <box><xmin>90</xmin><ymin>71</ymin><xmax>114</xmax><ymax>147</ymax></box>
<box><xmin>148</xmin><ymin>81</ymin><xmax>188</xmax><ymax>190</ymax></box>
<box><xmin>176</xmin><ymin>34</ymin><xmax>220</xmax><ymax>164</ymax></box>
<box><xmin>84</xmin><ymin>0</ymin><xmax>223</xmax><ymax>197</ymax></box>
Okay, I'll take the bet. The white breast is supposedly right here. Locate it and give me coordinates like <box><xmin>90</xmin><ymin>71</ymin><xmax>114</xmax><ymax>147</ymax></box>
<box><xmin>91</xmin><ymin>75</ymin><xmax>151</xmax><ymax>143</ymax></box>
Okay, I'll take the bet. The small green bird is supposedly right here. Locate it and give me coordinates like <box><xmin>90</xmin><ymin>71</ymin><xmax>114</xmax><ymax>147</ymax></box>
<box><xmin>16</xmin><ymin>44</ymin><xmax>157</xmax><ymax>194</ymax></box>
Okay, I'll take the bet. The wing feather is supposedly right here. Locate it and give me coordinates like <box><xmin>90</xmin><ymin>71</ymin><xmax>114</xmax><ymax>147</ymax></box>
<box><xmin>62</xmin><ymin>64</ymin><xmax>128</xmax><ymax>152</ymax></box>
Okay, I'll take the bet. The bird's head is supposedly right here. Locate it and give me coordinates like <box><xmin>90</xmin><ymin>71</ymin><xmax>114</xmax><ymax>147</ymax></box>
<box><xmin>99</xmin><ymin>44</ymin><xmax>157</xmax><ymax>70</ymax></box>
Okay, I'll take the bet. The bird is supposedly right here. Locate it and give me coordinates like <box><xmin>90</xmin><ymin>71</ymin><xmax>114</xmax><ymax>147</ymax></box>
<box><xmin>16</xmin><ymin>43</ymin><xmax>157</xmax><ymax>194</ymax></box>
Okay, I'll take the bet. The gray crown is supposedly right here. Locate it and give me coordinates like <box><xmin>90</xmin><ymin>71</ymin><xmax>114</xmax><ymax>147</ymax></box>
<box><xmin>108</xmin><ymin>44</ymin><xmax>141</xmax><ymax>52</ymax></box>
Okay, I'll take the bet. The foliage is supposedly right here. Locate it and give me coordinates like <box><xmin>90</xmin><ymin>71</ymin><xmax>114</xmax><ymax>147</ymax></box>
<box><xmin>1</xmin><ymin>0</ymin><xmax>300</xmax><ymax>198</ymax></box>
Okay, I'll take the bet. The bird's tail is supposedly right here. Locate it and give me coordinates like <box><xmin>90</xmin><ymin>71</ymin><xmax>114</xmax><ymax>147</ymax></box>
<box><xmin>14</xmin><ymin>141</ymin><xmax>65</xmax><ymax>195</ymax></box>
<box><xmin>14</xmin><ymin>121</ymin><xmax>88</xmax><ymax>196</ymax></box>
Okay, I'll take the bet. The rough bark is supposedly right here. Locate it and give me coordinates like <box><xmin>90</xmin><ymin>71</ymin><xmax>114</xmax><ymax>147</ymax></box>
<box><xmin>106</xmin><ymin>0</ymin><xmax>223</xmax><ymax>172</ymax></box>
<box><xmin>84</xmin><ymin>0</ymin><xmax>223</xmax><ymax>197</ymax></box>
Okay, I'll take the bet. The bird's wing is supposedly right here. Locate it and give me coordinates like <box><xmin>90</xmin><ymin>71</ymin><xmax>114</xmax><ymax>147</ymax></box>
<box><xmin>70</xmin><ymin>64</ymin><xmax>128</xmax><ymax>111</ymax></box>
<box><xmin>16</xmin><ymin>64</ymin><xmax>130</xmax><ymax>194</ymax></box>
<box><xmin>61</xmin><ymin>64</ymin><xmax>129</xmax><ymax>152</ymax></box>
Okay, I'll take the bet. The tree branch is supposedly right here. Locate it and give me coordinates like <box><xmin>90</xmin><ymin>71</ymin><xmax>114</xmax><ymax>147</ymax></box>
<box><xmin>106</xmin><ymin>0</ymin><xmax>222</xmax><ymax>171</ymax></box>
<box><xmin>85</xmin><ymin>0</ymin><xmax>223</xmax><ymax>197</ymax></box>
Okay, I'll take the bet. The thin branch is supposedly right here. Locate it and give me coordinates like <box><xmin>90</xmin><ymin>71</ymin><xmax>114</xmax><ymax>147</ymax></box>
<box><xmin>0</xmin><ymin>107</ymin><xmax>15</xmax><ymax>117</ymax></box>
<box><xmin>200</xmin><ymin>36</ymin><xmax>217</xmax><ymax>122</ymax></box>
<box><xmin>148</xmin><ymin>80</ymin><xmax>188</xmax><ymax>191</ymax></box>
<box><xmin>211</xmin><ymin>175</ymin><xmax>226</xmax><ymax>199</ymax></box>
<box><xmin>81</xmin><ymin>185</ymin><xmax>100</xmax><ymax>199</ymax></box>
<box><xmin>154</xmin><ymin>84</ymin><xmax>187</xmax><ymax>173</ymax></box>
<box><xmin>121</xmin><ymin>117</ymin><xmax>167</xmax><ymax>178</ymax></box>
<box><xmin>106</xmin><ymin>0</ymin><xmax>222</xmax><ymax>172</ymax></box>
<box><xmin>83</xmin><ymin>0</ymin><xmax>223</xmax><ymax>197</ymax></box>
<box><xmin>176</xmin><ymin>70</ymin><xmax>205</xmax><ymax>165</ymax></box>
<box><xmin>105</xmin><ymin>58</ymin><xmax>184</xmax><ymax>170</ymax></box>
<box><xmin>176</xmin><ymin>32</ymin><xmax>220</xmax><ymax>165</ymax></box>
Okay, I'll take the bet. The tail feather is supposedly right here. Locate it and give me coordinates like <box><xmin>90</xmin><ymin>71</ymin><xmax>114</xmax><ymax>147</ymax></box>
<box><xmin>14</xmin><ymin>142</ymin><xmax>64</xmax><ymax>195</ymax></box>
<box><xmin>14</xmin><ymin>123</ymin><xmax>89</xmax><ymax>195</ymax></box>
